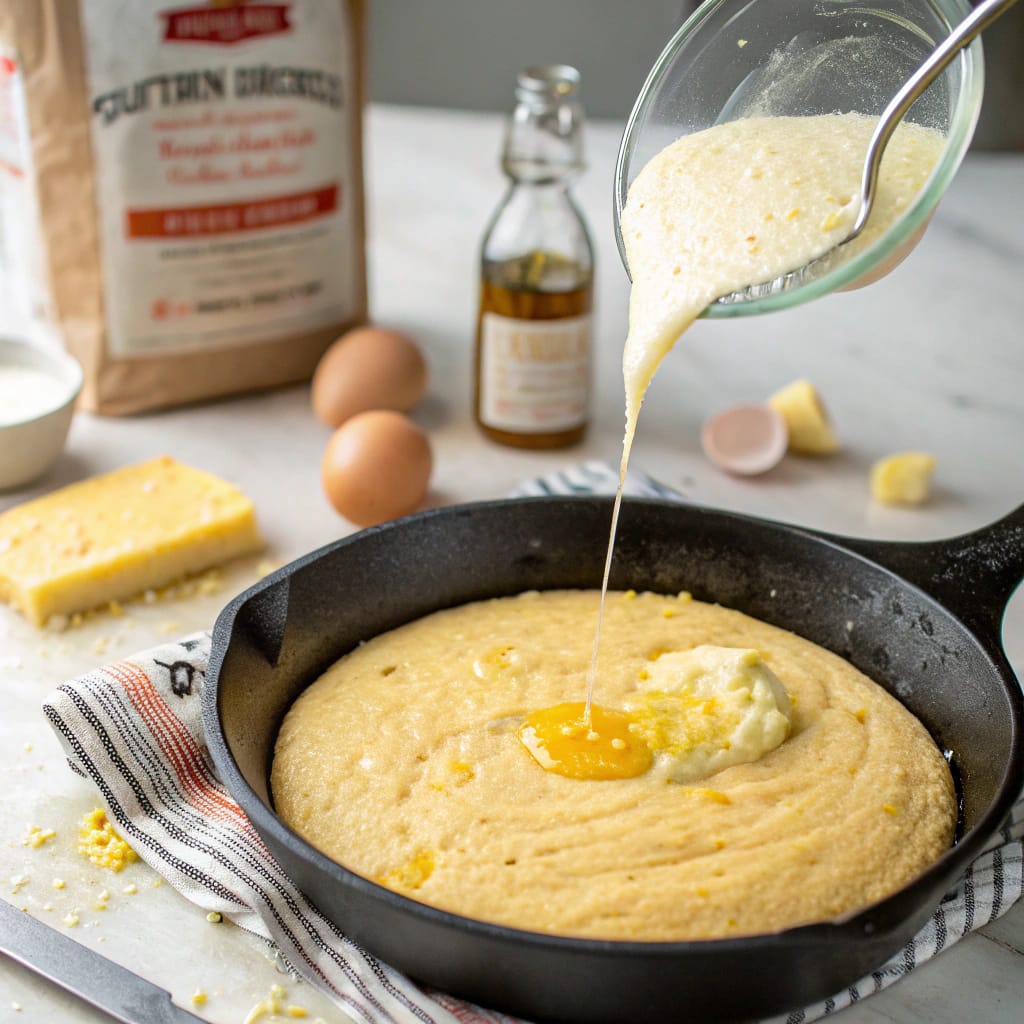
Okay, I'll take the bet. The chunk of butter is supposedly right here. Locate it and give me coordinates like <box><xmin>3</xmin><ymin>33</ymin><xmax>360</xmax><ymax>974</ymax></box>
<box><xmin>0</xmin><ymin>456</ymin><xmax>263</xmax><ymax>625</ymax></box>
<box><xmin>767</xmin><ymin>379</ymin><xmax>840</xmax><ymax>455</ymax></box>
<box><xmin>624</xmin><ymin>645</ymin><xmax>791</xmax><ymax>783</ymax></box>
<box><xmin>870</xmin><ymin>452</ymin><xmax>936</xmax><ymax>506</ymax></box>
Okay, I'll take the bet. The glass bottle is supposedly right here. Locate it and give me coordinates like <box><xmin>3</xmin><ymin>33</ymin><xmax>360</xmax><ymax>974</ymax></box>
<box><xmin>474</xmin><ymin>65</ymin><xmax>594</xmax><ymax>449</ymax></box>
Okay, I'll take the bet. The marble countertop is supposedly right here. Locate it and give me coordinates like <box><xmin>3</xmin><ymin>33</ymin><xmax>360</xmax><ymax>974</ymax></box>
<box><xmin>1</xmin><ymin>103</ymin><xmax>1022</xmax><ymax>1024</ymax></box>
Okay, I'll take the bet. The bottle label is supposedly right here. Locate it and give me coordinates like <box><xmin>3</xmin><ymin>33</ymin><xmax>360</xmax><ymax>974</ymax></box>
<box><xmin>479</xmin><ymin>311</ymin><xmax>591</xmax><ymax>433</ymax></box>
<box><xmin>79</xmin><ymin>0</ymin><xmax>361</xmax><ymax>359</ymax></box>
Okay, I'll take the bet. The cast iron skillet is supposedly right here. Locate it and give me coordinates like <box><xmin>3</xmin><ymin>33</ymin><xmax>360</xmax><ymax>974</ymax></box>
<box><xmin>204</xmin><ymin>498</ymin><xmax>1024</xmax><ymax>1024</ymax></box>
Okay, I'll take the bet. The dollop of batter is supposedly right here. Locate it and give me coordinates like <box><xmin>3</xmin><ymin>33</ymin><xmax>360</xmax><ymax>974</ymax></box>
<box><xmin>625</xmin><ymin>645</ymin><xmax>792</xmax><ymax>783</ymax></box>
<box><xmin>272</xmin><ymin>590</ymin><xmax>956</xmax><ymax>941</ymax></box>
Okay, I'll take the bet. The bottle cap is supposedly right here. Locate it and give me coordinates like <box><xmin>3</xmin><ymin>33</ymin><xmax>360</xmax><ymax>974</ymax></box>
<box><xmin>505</xmin><ymin>65</ymin><xmax>585</xmax><ymax>182</ymax></box>
<box><xmin>516</xmin><ymin>65</ymin><xmax>581</xmax><ymax>103</ymax></box>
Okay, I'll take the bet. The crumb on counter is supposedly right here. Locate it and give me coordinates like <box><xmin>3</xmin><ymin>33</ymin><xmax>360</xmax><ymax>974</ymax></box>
<box><xmin>22</xmin><ymin>825</ymin><xmax>56</xmax><ymax>848</ymax></box>
<box><xmin>62</xmin><ymin>910</ymin><xmax>80</xmax><ymax>927</ymax></box>
<box><xmin>191</xmin><ymin>990</ymin><xmax>208</xmax><ymax>1007</ymax></box>
<box><xmin>122</xmin><ymin>883</ymin><xmax>138</xmax><ymax>894</ymax></box>
<box><xmin>244</xmin><ymin>984</ymin><xmax>288</xmax><ymax>1024</ymax></box>
<box><xmin>8</xmin><ymin>874</ymin><xmax>29</xmax><ymax>894</ymax></box>
<box><xmin>78</xmin><ymin>808</ymin><xmax>138</xmax><ymax>871</ymax></box>
<box><xmin>206</xmin><ymin>910</ymin><xmax>223</xmax><ymax>923</ymax></box>
<box><xmin>52</xmin><ymin>877</ymin><xmax>65</xmax><ymax>889</ymax></box>
<box><xmin>197</xmin><ymin>570</ymin><xmax>223</xmax><ymax>596</ymax></box>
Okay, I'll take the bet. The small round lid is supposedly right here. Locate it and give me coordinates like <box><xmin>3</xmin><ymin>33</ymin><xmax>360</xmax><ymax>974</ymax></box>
<box><xmin>516</xmin><ymin>65</ymin><xmax>581</xmax><ymax>102</ymax></box>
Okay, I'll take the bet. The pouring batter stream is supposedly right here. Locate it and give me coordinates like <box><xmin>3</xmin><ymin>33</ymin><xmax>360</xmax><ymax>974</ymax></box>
<box><xmin>541</xmin><ymin>113</ymin><xmax>945</xmax><ymax>780</ymax></box>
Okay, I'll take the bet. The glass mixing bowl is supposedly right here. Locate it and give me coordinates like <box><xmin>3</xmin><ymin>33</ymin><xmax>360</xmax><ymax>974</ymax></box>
<box><xmin>613</xmin><ymin>0</ymin><xmax>985</xmax><ymax>318</ymax></box>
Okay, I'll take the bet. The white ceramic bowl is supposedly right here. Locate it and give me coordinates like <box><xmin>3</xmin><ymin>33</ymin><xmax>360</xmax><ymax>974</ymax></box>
<box><xmin>0</xmin><ymin>338</ymin><xmax>83</xmax><ymax>490</ymax></box>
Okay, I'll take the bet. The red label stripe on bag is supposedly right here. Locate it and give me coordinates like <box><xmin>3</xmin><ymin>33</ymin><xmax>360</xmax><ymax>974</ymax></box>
<box><xmin>126</xmin><ymin>184</ymin><xmax>338</xmax><ymax>238</ymax></box>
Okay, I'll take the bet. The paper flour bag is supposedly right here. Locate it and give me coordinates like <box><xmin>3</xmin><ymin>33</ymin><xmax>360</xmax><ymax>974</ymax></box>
<box><xmin>0</xmin><ymin>0</ymin><xmax>367</xmax><ymax>414</ymax></box>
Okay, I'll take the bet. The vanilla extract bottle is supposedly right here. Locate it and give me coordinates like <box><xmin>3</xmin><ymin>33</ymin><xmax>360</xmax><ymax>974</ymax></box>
<box><xmin>474</xmin><ymin>66</ymin><xmax>594</xmax><ymax>449</ymax></box>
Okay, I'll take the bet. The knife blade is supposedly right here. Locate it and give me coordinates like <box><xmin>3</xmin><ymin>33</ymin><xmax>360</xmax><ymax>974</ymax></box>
<box><xmin>0</xmin><ymin>897</ymin><xmax>207</xmax><ymax>1023</ymax></box>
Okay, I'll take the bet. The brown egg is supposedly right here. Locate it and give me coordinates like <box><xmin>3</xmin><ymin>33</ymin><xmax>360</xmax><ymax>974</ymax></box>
<box><xmin>321</xmin><ymin>410</ymin><xmax>433</xmax><ymax>527</ymax></box>
<box><xmin>312</xmin><ymin>326</ymin><xmax>428</xmax><ymax>427</ymax></box>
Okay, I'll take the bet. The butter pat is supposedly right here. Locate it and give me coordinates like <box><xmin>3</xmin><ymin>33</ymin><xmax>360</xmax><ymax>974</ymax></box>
<box><xmin>625</xmin><ymin>645</ymin><xmax>791</xmax><ymax>783</ymax></box>
<box><xmin>870</xmin><ymin>452</ymin><xmax>936</xmax><ymax>505</ymax></box>
<box><xmin>0</xmin><ymin>456</ymin><xmax>263</xmax><ymax>625</ymax></box>
<box><xmin>767</xmin><ymin>379</ymin><xmax>840</xmax><ymax>455</ymax></box>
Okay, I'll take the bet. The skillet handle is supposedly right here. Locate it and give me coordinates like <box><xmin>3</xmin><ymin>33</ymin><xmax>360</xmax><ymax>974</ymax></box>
<box><xmin>831</xmin><ymin>503</ymin><xmax>1024</xmax><ymax>656</ymax></box>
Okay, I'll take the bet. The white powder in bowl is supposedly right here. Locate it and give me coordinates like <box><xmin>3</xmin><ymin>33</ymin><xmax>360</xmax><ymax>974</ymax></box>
<box><xmin>0</xmin><ymin>365</ymin><xmax>67</xmax><ymax>425</ymax></box>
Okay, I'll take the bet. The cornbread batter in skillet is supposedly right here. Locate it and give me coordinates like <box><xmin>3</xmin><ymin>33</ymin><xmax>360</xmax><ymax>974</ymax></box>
<box><xmin>272</xmin><ymin>590</ymin><xmax>956</xmax><ymax>941</ymax></box>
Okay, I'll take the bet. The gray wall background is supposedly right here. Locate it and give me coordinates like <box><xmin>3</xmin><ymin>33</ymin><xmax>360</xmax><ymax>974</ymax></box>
<box><xmin>366</xmin><ymin>1</ymin><xmax>1023</xmax><ymax>149</ymax></box>
<box><xmin>367</xmin><ymin>0</ymin><xmax>691</xmax><ymax>121</ymax></box>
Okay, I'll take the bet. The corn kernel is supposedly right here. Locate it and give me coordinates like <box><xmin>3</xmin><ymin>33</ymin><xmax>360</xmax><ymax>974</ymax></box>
<box><xmin>821</xmin><ymin>209</ymin><xmax>842</xmax><ymax>232</ymax></box>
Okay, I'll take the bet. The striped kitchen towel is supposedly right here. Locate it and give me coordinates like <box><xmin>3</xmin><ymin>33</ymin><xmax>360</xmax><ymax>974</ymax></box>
<box><xmin>43</xmin><ymin>463</ymin><xmax>1023</xmax><ymax>1024</ymax></box>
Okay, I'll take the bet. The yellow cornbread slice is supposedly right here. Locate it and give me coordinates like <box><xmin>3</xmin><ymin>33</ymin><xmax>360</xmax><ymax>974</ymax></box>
<box><xmin>0</xmin><ymin>456</ymin><xmax>263</xmax><ymax>625</ymax></box>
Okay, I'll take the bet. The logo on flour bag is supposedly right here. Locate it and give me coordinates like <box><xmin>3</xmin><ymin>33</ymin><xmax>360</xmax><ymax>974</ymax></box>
<box><xmin>162</xmin><ymin>1</ymin><xmax>293</xmax><ymax>46</ymax></box>
<box><xmin>91</xmin><ymin>2</ymin><xmax>342</xmax><ymax>128</ymax></box>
